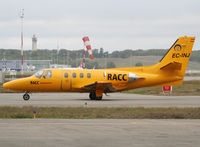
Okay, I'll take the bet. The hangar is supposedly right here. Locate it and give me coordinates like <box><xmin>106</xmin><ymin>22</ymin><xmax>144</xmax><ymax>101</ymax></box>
<box><xmin>0</xmin><ymin>60</ymin><xmax>51</xmax><ymax>71</ymax></box>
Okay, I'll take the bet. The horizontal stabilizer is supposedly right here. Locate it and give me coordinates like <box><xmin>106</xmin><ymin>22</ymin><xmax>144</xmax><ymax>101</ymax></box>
<box><xmin>160</xmin><ymin>62</ymin><xmax>182</xmax><ymax>71</ymax></box>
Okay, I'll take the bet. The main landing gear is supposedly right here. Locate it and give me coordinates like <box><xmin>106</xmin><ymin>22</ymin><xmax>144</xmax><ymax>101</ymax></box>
<box><xmin>89</xmin><ymin>91</ymin><xmax>102</xmax><ymax>100</ymax></box>
<box><xmin>23</xmin><ymin>92</ymin><xmax>30</xmax><ymax>101</ymax></box>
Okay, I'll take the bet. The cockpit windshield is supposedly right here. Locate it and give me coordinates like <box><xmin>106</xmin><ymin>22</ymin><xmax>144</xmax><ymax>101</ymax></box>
<box><xmin>34</xmin><ymin>70</ymin><xmax>44</xmax><ymax>78</ymax></box>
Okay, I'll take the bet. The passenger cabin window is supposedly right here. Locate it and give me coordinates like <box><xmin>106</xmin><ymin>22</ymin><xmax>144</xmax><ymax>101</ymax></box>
<box><xmin>80</xmin><ymin>73</ymin><xmax>84</xmax><ymax>78</ymax></box>
<box><xmin>87</xmin><ymin>73</ymin><xmax>91</xmax><ymax>78</ymax></box>
<box><xmin>73</xmin><ymin>73</ymin><xmax>76</xmax><ymax>78</ymax></box>
<box><xmin>45</xmin><ymin>70</ymin><xmax>52</xmax><ymax>78</ymax></box>
<box><xmin>34</xmin><ymin>70</ymin><xmax>44</xmax><ymax>79</ymax></box>
<box><xmin>64</xmin><ymin>73</ymin><xmax>68</xmax><ymax>78</ymax></box>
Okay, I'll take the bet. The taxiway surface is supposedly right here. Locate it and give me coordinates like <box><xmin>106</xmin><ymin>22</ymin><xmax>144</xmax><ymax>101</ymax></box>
<box><xmin>0</xmin><ymin>93</ymin><xmax>199</xmax><ymax>107</ymax></box>
<box><xmin>0</xmin><ymin>119</ymin><xmax>199</xmax><ymax>147</ymax></box>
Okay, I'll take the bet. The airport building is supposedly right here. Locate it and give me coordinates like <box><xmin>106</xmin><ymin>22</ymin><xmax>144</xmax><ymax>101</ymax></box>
<box><xmin>0</xmin><ymin>60</ymin><xmax>51</xmax><ymax>71</ymax></box>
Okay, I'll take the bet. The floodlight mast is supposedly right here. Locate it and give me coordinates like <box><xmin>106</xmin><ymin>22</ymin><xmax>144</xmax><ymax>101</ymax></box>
<box><xmin>20</xmin><ymin>9</ymin><xmax>24</xmax><ymax>74</ymax></box>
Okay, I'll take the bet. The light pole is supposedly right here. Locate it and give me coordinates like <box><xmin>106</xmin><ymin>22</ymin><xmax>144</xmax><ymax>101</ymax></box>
<box><xmin>20</xmin><ymin>9</ymin><xmax>24</xmax><ymax>74</ymax></box>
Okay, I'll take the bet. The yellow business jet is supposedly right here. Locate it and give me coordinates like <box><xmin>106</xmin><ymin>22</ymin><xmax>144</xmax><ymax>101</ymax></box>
<box><xmin>3</xmin><ymin>36</ymin><xmax>195</xmax><ymax>100</ymax></box>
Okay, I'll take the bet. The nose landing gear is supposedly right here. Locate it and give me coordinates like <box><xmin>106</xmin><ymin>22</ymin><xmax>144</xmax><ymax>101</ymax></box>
<box><xmin>23</xmin><ymin>92</ymin><xmax>30</xmax><ymax>101</ymax></box>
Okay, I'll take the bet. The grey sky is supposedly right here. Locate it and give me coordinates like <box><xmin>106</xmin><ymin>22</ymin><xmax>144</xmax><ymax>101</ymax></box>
<box><xmin>0</xmin><ymin>0</ymin><xmax>199</xmax><ymax>52</ymax></box>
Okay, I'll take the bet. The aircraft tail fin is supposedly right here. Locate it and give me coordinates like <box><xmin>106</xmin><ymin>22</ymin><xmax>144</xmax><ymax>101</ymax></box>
<box><xmin>158</xmin><ymin>36</ymin><xmax>195</xmax><ymax>76</ymax></box>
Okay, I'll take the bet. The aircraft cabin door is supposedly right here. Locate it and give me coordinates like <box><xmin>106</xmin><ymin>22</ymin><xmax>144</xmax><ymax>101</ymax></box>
<box><xmin>62</xmin><ymin>71</ymin><xmax>71</xmax><ymax>91</ymax></box>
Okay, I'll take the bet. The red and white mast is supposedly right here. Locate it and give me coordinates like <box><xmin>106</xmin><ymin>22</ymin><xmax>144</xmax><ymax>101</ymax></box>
<box><xmin>82</xmin><ymin>36</ymin><xmax>93</xmax><ymax>59</ymax></box>
<box><xmin>82</xmin><ymin>36</ymin><xmax>93</xmax><ymax>69</ymax></box>
<box><xmin>20</xmin><ymin>9</ymin><xmax>24</xmax><ymax>74</ymax></box>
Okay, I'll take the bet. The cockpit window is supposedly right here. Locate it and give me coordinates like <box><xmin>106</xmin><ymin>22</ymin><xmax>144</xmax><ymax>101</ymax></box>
<box><xmin>34</xmin><ymin>70</ymin><xmax>44</xmax><ymax>79</ymax></box>
<box><xmin>45</xmin><ymin>70</ymin><xmax>52</xmax><ymax>78</ymax></box>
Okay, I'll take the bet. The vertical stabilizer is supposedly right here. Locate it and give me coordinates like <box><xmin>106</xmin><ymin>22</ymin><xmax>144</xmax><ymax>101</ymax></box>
<box><xmin>159</xmin><ymin>36</ymin><xmax>195</xmax><ymax>76</ymax></box>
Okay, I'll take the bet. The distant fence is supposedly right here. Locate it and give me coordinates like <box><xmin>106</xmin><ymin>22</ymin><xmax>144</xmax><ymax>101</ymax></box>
<box><xmin>0</xmin><ymin>72</ymin><xmax>3</xmax><ymax>83</ymax></box>
<box><xmin>0</xmin><ymin>72</ymin><xmax>32</xmax><ymax>84</ymax></box>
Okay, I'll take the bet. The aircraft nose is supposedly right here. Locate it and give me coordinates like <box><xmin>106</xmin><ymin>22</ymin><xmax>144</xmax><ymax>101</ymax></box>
<box><xmin>3</xmin><ymin>78</ymin><xmax>30</xmax><ymax>91</ymax></box>
<box><xmin>3</xmin><ymin>80</ymin><xmax>18</xmax><ymax>90</ymax></box>
<box><xmin>3</xmin><ymin>82</ymin><xmax>11</xmax><ymax>90</ymax></box>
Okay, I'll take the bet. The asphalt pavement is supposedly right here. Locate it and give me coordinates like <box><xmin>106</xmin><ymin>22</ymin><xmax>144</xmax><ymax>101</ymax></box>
<box><xmin>0</xmin><ymin>93</ymin><xmax>199</xmax><ymax>107</ymax></box>
<box><xmin>0</xmin><ymin>119</ymin><xmax>199</xmax><ymax>147</ymax></box>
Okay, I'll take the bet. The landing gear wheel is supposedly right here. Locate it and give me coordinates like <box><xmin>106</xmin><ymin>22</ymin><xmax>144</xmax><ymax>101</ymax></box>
<box><xmin>89</xmin><ymin>92</ymin><xmax>103</xmax><ymax>100</ymax></box>
<box><xmin>23</xmin><ymin>93</ymin><xmax>30</xmax><ymax>101</ymax></box>
<box><xmin>95</xmin><ymin>96</ymin><xmax>102</xmax><ymax>100</ymax></box>
<box><xmin>89</xmin><ymin>92</ymin><xmax>96</xmax><ymax>100</ymax></box>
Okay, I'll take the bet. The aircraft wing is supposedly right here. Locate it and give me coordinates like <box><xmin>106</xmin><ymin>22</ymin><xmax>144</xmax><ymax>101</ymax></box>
<box><xmin>81</xmin><ymin>81</ymin><xmax>116</xmax><ymax>92</ymax></box>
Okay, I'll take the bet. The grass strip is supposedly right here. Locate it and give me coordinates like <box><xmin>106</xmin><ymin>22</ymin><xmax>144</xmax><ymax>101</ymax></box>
<box><xmin>124</xmin><ymin>80</ymin><xmax>200</xmax><ymax>96</ymax></box>
<box><xmin>0</xmin><ymin>106</ymin><xmax>200</xmax><ymax>119</ymax></box>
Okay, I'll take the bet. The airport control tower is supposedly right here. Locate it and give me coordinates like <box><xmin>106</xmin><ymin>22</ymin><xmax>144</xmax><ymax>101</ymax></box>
<box><xmin>32</xmin><ymin>34</ymin><xmax>37</xmax><ymax>51</ymax></box>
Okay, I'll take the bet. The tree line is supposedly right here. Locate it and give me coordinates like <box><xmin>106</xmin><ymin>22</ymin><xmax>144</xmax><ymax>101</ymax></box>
<box><xmin>0</xmin><ymin>48</ymin><xmax>199</xmax><ymax>68</ymax></box>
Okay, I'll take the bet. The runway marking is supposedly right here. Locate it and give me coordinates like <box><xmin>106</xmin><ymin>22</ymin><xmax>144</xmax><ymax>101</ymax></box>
<box><xmin>130</xmin><ymin>121</ymin><xmax>152</xmax><ymax>125</ymax></box>
<box><xmin>129</xmin><ymin>121</ymin><xmax>200</xmax><ymax>126</ymax></box>
<box><xmin>0</xmin><ymin>122</ymin><xmax>130</xmax><ymax>126</ymax></box>
<box><xmin>130</xmin><ymin>120</ymin><xmax>200</xmax><ymax>126</ymax></box>
<box><xmin>0</xmin><ymin>121</ymin><xmax>200</xmax><ymax>126</ymax></box>
<box><xmin>168</xmin><ymin>122</ymin><xmax>200</xmax><ymax>126</ymax></box>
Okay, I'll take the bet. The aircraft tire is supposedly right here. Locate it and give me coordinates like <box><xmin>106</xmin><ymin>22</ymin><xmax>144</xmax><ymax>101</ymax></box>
<box><xmin>89</xmin><ymin>92</ymin><xmax>96</xmax><ymax>100</ymax></box>
<box><xmin>95</xmin><ymin>96</ymin><xmax>102</xmax><ymax>100</ymax></box>
<box><xmin>23</xmin><ymin>93</ymin><xmax>30</xmax><ymax>101</ymax></box>
<box><xmin>89</xmin><ymin>92</ymin><xmax>103</xmax><ymax>100</ymax></box>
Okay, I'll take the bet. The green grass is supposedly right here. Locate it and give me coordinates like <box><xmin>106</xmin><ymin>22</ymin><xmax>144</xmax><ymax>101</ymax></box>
<box><xmin>4</xmin><ymin>74</ymin><xmax>31</xmax><ymax>78</ymax></box>
<box><xmin>124</xmin><ymin>80</ymin><xmax>200</xmax><ymax>96</ymax></box>
<box><xmin>95</xmin><ymin>56</ymin><xmax>162</xmax><ymax>68</ymax></box>
<box><xmin>0</xmin><ymin>106</ymin><xmax>200</xmax><ymax>119</ymax></box>
<box><xmin>185</xmin><ymin>73</ymin><xmax>200</xmax><ymax>76</ymax></box>
<box><xmin>94</xmin><ymin>56</ymin><xmax>200</xmax><ymax>70</ymax></box>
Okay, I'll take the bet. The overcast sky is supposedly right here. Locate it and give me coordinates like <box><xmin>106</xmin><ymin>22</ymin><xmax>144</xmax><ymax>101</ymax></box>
<box><xmin>0</xmin><ymin>0</ymin><xmax>199</xmax><ymax>52</ymax></box>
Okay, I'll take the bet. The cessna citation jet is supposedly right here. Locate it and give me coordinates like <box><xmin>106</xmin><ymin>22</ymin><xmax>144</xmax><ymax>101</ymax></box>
<box><xmin>3</xmin><ymin>36</ymin><xmax>195</xmax><ymax>100</ymax></box>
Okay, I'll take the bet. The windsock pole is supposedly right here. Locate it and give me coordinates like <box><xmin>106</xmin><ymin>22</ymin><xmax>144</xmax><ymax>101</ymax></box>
<box><xmin>82</xmin><ymin>47</ymin><xmax>86</xmax><ymax>69</ymax></box>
